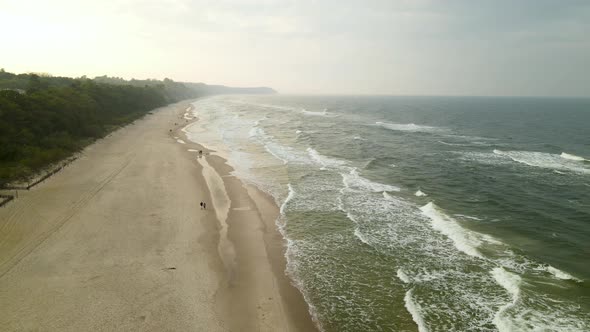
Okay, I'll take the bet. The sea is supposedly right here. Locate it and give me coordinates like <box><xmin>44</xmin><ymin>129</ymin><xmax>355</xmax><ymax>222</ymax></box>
<box><xmin>183</xmin><ymin>95</ymin><xmax>590</xmax><ymax>332</ymax></box>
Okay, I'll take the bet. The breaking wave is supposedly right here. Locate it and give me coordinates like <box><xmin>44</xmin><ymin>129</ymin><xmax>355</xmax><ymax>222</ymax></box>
<box><xmin>419</xmin><ymin>202</ymin><xmax>498</xmax><ymax>258</ymax></box>
<box><xmin>302</xmin><ymin>108</ymin><xmax>338</xmax><ymax>117</ymax></box>
<box><xmin>342</xmin><ymin>168</ymin><xmax>400</xmax><ymax>192</ymax></box>
<box><xmin>561</xmin><ymin>152</ymin><xmax>587</xmax><ymax>161</ymax></box>
<box><xmin>493</xmin><ymin>149</ymin><xmax>590</xmax><ymax>174</ymax></box>
<box><xmin>376</xmin><ymin>121</ymin><xmax>446</xmax><ymax>133</ymax></box>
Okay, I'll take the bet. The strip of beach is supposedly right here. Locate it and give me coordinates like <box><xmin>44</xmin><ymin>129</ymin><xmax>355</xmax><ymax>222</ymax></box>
<box><xmin>0</xmin><ymin>100</ymin><xmax>316</xmax><ymax>331</ymax></box>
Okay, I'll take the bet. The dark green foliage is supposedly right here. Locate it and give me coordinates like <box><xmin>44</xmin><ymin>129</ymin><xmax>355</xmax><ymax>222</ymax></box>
<box><xmin>0</xmin><ymin>70</ymin><xmax>201</xmax><ymax>187</ymax></box>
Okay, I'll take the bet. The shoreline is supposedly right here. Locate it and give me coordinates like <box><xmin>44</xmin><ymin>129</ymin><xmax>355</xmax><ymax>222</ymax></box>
<box><xmin>175</xmin><ymin>102</ymin><xmax>318</xmax><ymax>331</ymax></box>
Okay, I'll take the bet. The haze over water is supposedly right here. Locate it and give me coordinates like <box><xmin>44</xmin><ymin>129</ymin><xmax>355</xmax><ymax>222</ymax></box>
<box><xmin>186</xmin><ymin>95</ymin><xmax>590</xmax><ymax>331</ymax></box>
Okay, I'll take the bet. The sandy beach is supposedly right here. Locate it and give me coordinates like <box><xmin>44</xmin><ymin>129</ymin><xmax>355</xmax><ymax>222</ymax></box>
<box><xmin>0</xmin><ymin>100</ymin><xmax>316</xmax><ymax>331</ymax></box>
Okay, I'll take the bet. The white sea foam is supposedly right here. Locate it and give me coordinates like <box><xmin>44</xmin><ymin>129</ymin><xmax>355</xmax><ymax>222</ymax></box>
<box><xmin>176</xmin><ymin>139</ymin><xmax>186</xmax><ymax>144</ymax></box>
<box><xmin>438</xmin><ymin>139</ymin><xmax>491</xmax><ymax>147</ymax></box>
<box><xmin>307</xmin><ymin>147</ymin><xmax>346</xmax><ymax>170</ymax></box>
<box><xmin>248</xmin><ymin>126</ymin><xmax>262</xmax><ymax>139</ymax></box>
<box><xmin>295</xmin><ymin>130</ymin><xmax>302</xmax><ymax>134</ymax></box>
<box><xmin>454</xmin><ymin>214</ymin><xmax>482</xmax><ymax>221</ymax></box>
<box><xmin>539</xmin><ymin>265</ymin><xmax>582</xmax><ymax>282</ymax></box>
<box><xmin>264</xmin><ymin>143</ymin><xmax>290</xmax><ymax>164</ymax></box>
<box><xmin>490</xmin><ymin>266</ymin><xmax>589</xmax><ymax>331</ymax></box>
<box><xmin>382</xmin><ymin>191</ymin><xmax>394</xmax><ymax>201</ymax></box>
<box><xmin>302</xmin><ymin>109</ymin><xmax>335</xmax><ymax>117</ymax></box>
<box><xmin>493</xmin><ymin>149</ymin><xmax>590</xmax><ymax>174</ymax></box>
<box><xmin>404</xmin><ymin>289</ymin><xmax>429</xmax><ymax>332</ymax></box>
<box><xmin>342</xmin><ymin>168</ymin><xmax>400</xmax><ymax>192</ymax></box>
<box><xmin>491</xmin><ymin>267</ymin><xmax>522</xmax><ymax>332</ymax></box>
<box><xmin>250</xmin><ymin>126</ymin><xmax>302</xmax><ymax>165</ymax></box>
<box><xmin>415</xmin><ymin>190</ymin><xmax>427</xmax><ymax>197</ymax></box>
<box><xmin>353</xmin><ymin>136</ymin><xmax>365</xmax><ymax>140</ymax></box>
<box><xmin>280</xmin><ymin>183</ymin><xmax>295</xmax><ymax>215</ymax></box>
<box><xmin>397</xmin><ymin>268</ymin><xmax>411</xmax><ymax>283</ymax></box>
<box><xmin>420</xmin><ymin>202</ymin><xmax>488</xmax><ymax>258</ymax></box>
<box><xmin>561</xmin><ymin>152</ymin><xmax>587</xmax><ymax>161</ymax></box>
<box><xmin>437</xmin><ymin>140</ymin><xmax>464</xmax><ymax>146</ymax></box>
<box><xmin>492</xmin><ymin>267</ymin><xmax>521</xmax><ymax>299</ymax></box>
<box><xmin>353</xmin><ymin>228</ymin><xmax>371</xmax><ymax>245</ymax></box>
<box><xmin>376</xmin><ymin>121</ymin><xmax>444</xmax><ymax>133</ymax></box>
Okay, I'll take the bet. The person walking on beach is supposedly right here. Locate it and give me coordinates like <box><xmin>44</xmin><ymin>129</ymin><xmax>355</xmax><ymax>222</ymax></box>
<box><xmin>200</xmin><ymin>201</ymin><xmax>203</xmax><ymax>210</ymax></box>
<box><xmin>203</xmin><ymin>202</ymin><xmax>206</xmax><ymax>210</ymax></box>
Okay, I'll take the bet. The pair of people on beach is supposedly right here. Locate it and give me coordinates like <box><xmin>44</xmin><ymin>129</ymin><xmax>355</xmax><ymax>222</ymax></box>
<box><xmin>200</xmin><ymin>201</ymin><xmax>206</xmax><ymax>210</ymax></box>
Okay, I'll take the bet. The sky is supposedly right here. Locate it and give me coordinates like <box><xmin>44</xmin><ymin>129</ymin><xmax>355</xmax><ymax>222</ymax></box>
<box><xmin>1</xmin><ymin>0</ymin><xmax>589</xmax><ymax>96</ymax></box>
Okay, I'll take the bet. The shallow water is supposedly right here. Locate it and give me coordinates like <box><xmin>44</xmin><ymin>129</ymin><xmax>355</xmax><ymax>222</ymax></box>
<box><xmin>186</xmin><ymin>95</ymin><xmax>590</xmax><ymax>331</ymax></box>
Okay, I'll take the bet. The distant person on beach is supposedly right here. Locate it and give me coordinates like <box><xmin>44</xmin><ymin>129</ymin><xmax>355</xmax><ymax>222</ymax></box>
<box><xmin>200</xmin><ymin>202</ymin><xmax>203</xmax><ymax>209</ymax></box>
<box><xmin>203</xmin><ymin>202</ymin><xmax>206</xmax><ymax>210</ymax></box>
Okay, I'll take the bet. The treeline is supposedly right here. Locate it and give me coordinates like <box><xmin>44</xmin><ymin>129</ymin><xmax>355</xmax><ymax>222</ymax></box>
<box><xmin>0</xmin><ymin>69</ymin><xmax>201</xmax><ymax>187</ymax></box>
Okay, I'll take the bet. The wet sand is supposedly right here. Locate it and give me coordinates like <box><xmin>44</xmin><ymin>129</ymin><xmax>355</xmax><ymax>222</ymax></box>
<box><xmin>0</xmin><ymin>100</ymin><xmax>316</xmax><ymax>331</ymax></box>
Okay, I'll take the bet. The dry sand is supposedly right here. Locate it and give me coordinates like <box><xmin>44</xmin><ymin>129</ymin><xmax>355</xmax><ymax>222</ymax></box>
<box><xmin>0</xmin><ymin>100</ymin><xmax>316</xmax><ymax>331</ymax></box>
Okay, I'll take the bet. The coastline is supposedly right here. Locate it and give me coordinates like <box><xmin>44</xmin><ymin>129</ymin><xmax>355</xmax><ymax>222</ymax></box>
<box><xmin>175</xmin><ymin>102</ymin><xmax>318</xmax><ymax>331</ymax></box>
<box><xmin>0</xmin><ymin>99</ymin><xmax>316</xmax><ymax>331</ymax></box>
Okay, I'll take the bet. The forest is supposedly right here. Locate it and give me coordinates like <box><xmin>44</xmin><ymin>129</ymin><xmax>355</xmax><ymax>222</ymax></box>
<box><xmin>0</xmin><ymin>69</ymin><xmax>201</xmax><ymax>187</ymax></box>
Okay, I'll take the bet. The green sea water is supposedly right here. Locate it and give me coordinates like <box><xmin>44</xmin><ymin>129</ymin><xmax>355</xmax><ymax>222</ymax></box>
<box><xmin>185</xmin><ymin>95</ymin><xmax>590</xmax><ymax>331</ymax></box>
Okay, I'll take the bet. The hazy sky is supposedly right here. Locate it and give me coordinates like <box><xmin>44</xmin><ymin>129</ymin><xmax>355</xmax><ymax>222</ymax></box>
<box><xmin>1</xmin><ymin>0</ymin><xmax>589</xmax><ymax>96</ymax></box>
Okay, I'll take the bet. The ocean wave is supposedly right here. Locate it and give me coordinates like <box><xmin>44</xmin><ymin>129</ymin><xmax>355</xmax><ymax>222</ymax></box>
<box><xmin>415</xmin><ymin>190</ymin><xmax>427</xmax><ymax>197</ymax></box>
<box><xmin>491</xmin><ymin>267</ymin><xmax>522</xmax><ymax>332</ymax></box>
<box><xmin>437</xmin><ymin>140</ymin><xmax>490</xmax><ymax>147</ymax></box>
<box><xmin>488</xmin><ymin>266</ymin><xmax>587</xmax><ymax>331</ymax></box>
<box><xmin>404</xmin><ymin>289</ymin><xmax>429</xmax><ymax>332</ymax></box>
<box><xmin>282</xmin><ymin>237</ymin><xmax>325</xmax><ymax>332</ymax></box>
<box><xmin>353</xmin><ymin>227</ymin><xmax>371</xmax><ymax>246</ymax></box>
<box><xmin>280</xmin><ymin>183</ymin><xmax>295</xmax><ymax>216</ymax></box>
<box><xmin>561</xmin><ymin>152</ymin><xmax>587</xmax><ymax>161</ymax></box>
<box><xmin>342</xmin><ymin>168</ymin><xmax>400</xmax><ymax>192</ymax></box>
<box><xmin>250</xmin><ymin>126</ymin><xmax>308</xmax><ymax>165</ymax></box>
<box><xmin>419</xmin><ymin>202</ymin><xmax>498</xmax><ymax>258</ymax></box>
<box><xmin>437</xmin><ymin>140</ymin><xmax>466</xmax><ymax>146</ymax></box>
<box><xmin>493</xmin><ymin>149</ymin><xmax>590</xmax><ymax>174</ymax></box>
<box><xmin>302</xmin><ymin>108</ymin><xmax>338</xmax><ymax>117</ymax></box>
<box><xmin>376</xmin><ymin>121</ymin><xmax>446</xmax><ymax>133</ymax></box>
<box><xmin>453</xmin><ymin>214</ymin><xmax>482</xmax><ymax>221</ymax></box>
<box><xmin>397</xmin><ymin>268</ymin><xmax>411</xmax><ymax>283</ymax></box>
<box><xmin>307</xmin><ymin>147</ymin><xmax>347</xmax><ymax>170</ymax></box>
<box><xmin>536</xmin><ymin>265</ymin><xmax>582</xmax><ymax>282</ymax></box>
